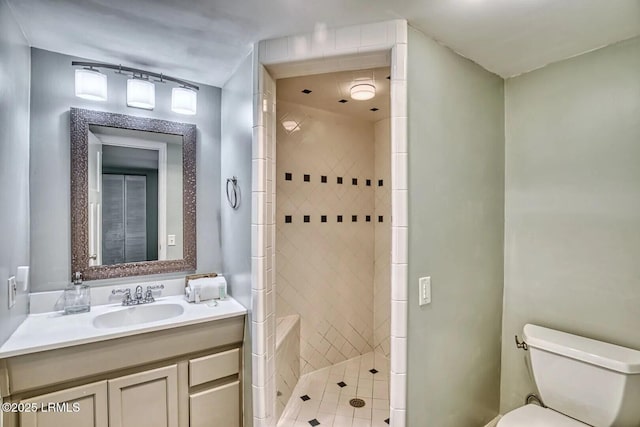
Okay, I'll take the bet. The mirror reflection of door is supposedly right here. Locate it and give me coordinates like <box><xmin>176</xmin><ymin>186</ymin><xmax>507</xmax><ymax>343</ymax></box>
<box><xmin>87</xmin><ymin>127</ymin><xmax>183</xmax><ymax>266</ymax></box>
<box><xmin>102</xmin><ymin>169</ymin><xmax>153</xmax><ymax>264</ymax></box>
<box><xmin>88</xmin><ymin>132</ymin><xmax>103</xmax><ymax>266</ymax></box>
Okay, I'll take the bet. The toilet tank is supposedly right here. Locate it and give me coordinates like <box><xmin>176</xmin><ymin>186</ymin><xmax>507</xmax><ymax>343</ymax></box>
<box><xmin>524</xmin><ymin>324</ymin><xmax>640</xmax><ymax>427</ymax></box>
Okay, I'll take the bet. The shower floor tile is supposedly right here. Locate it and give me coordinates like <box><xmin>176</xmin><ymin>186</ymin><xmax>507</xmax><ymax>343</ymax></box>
<box><xmin>278</xmin><ymin>351</ymin><xmax>389</xmax><ymax>427</ymax></box>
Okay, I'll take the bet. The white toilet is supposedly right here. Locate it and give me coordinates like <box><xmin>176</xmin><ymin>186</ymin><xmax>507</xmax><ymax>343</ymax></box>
<box><xmin>499</xmin><ymin>324</ymin><xmax>640</xmax><ymax>427</ymax></box>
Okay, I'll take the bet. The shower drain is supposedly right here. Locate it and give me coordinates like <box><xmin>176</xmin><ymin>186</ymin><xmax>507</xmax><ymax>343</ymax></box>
<box><xmin>349</xmin><ymin>398</ymin><xmax>366</xmax><ymax>408</ymax></box>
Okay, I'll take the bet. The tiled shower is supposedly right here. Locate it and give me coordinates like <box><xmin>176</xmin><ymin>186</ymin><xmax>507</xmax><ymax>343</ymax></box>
<box><xmin>274</xmin><ymin>73</ymin><xmax>391</xmax><ymax>425</ymax></box>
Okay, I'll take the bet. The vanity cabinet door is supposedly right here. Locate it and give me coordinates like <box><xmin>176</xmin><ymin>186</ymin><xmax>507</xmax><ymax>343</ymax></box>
<box><xmin>189</xmin><ymin>381</ymin><xmax>240</xmax><ymax>427</ymax></box>
<box><xmin>108</xmin><ymin>365</ymin><xmax>178</xmax><ymax>427</ymax></box>
<box><xmin>20</xmin><ymin>381</ymin><xmax>108</xmax><ymax>427</ymax></box>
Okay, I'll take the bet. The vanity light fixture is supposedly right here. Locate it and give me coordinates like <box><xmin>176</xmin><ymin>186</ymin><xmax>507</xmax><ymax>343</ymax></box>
<box><xmin>127</xmin><ymin>77</ymin><xmax>155</xmax><ymax>110</ymax></box>
<box><xmin>72</xmin><ymin>61</ymin><xmax>198</xmax><ymax>115</ymax></box>
<box><xmin>171</xmin><ymin>87</ymin><xmax>198</xmax><ymax>115</ymax></box>
<box><xmin>350</xmin><ymin>84</ymin><xmax>376</xmax><ymax>101</ymax></box>
<box><xmin>75</xmin><ymin>68</ymin><xmax>108</xmax><ymax>101</ymax></box>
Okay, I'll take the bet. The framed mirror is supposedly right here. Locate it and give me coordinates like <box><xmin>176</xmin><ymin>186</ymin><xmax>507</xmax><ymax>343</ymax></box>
<box><xmin>70</xmin><ymin>108</ymin><xmax>196</xmax><ymax>280</ymax></box>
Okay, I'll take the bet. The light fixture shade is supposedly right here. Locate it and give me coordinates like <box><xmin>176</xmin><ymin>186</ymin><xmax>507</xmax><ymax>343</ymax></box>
<box><xmin>350</xmin><ymin>84</ymin><xmax>376</xmax><ymax>101</ymax></box>
<box><xmin>127</xmin><ymin>78</ymin><xmax>155</xmax><ymax>110</ymax></box>
<box><xmin>171</xmin><ymin>87</ymin><xmax>197</xmax><ymax>115</ymax></box>
<box><xmin>75</xmin><ymin>69</ymin><xmax>107</xmax><ymax>101</ymax></box>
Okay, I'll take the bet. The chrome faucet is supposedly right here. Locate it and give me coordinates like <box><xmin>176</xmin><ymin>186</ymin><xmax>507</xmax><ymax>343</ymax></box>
<box><xmin>134</xmin><ymin>285</ymin><xmax>144</xmax><ymax>302</ymax></box>
<box><xmin>112</xmin><ymin>284</ymin><xmax>164</xmax><ymax>306</ymax></box>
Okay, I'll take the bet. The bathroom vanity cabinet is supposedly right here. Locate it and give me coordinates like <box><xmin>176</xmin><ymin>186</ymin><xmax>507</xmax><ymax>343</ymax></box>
<box><xmin>21</xmin><ymin>381</ymin><xmax>108</xmax><ymax>427</ymax></box>
<box><xmin>0</xmin><ymin>315</ymin><xmax>244</xmax><ymax>427</ymax></box>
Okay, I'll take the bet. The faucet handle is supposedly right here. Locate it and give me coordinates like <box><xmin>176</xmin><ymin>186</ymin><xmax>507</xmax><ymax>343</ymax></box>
<box><xmin>122</xmin><ymin>289</ymin><xmax>132</xmax><ymax>305</ymax></box>
<box><xmin>144</xmin><ymin>284</ymin><xmax>164</xmax><ymax>303</ymax></box>
<box><xmin>112</xmin><ymin>288</ymin><xmax>133</xmax><ymax>305</ymax></box>
<box><xmin>134</xmin><ymin>285</ymin><xmax>144</xmax><ymax>301</ymax></box>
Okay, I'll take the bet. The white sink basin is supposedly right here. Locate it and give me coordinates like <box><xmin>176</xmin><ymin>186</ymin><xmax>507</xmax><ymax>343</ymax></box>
<box><xmin>93</xmin><ymin>303</ymin><xmax>184</xmax><ymax>329</ymax></box>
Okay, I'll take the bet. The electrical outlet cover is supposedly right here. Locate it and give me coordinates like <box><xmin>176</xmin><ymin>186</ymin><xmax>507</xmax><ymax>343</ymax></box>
<box><xmin>17</xmin><ymin>266</ymin><xmax>29</xmax><ymax>292</ymax></box>
<box><xmin>8</xmin><ymin>276</ymin><xmax>17</xmax><ymax>308</ymax></box>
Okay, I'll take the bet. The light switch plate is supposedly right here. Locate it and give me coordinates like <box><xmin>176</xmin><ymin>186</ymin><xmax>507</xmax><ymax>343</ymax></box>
<box><xmin>168</xmin><ymin>235</ymin><xmax>176</xmax><ymax>246</ymax></box>
<box><xmin>419</xmin><ymin>276</ymin><xmax>431</xmax><ymax>306</ymax></box>
<box><xmin>17</xmin><ymin>266</ymin><xmax>29</xmax><ymax>292</ymax></box>
<box><xmin>8</xmin><ymin>276</ymin><xmax>17</xmax><ymax>308</ymax></box>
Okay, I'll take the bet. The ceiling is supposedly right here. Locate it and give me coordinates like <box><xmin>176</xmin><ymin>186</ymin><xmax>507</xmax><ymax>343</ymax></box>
<box><xmin>277</xmin><ymin>67</ymin><xmax>390</xmax><ymax>122</ymax></box>
<box><xmin>6</xmin><ymin>0</ymin><xmax>640</xmax><ymax>87</ymax></box>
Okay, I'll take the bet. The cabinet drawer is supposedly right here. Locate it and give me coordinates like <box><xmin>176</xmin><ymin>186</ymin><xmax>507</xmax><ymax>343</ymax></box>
<box><xmin>189</xmin><ymin>381</ymin><xmax>240</xmax><ymax>427</ymax></box>
<box><xmin>189</xmin><ymin>348</ymin><xmax>239</xmax><ymax>387</ymax></box>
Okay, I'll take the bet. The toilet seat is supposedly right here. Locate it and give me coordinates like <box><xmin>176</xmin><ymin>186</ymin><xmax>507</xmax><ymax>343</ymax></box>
<box><xmin>498</xmin><ymin>405</ymin><xmax>588</xmax><ymax>427</ymax></box>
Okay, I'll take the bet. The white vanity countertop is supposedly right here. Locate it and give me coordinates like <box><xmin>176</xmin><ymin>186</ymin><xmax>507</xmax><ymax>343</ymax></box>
<box><xmin>0</xmin><ymin>295</ymin><xmax>247</xmax><ymax>358</ymax></box>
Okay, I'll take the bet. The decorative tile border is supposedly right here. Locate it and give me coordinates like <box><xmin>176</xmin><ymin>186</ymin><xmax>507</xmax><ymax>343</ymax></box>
<box><xmin>251</xmin><ymin>19</ymin><xmax>408</xmax><ymax>427</ymax></box>
<box><xmin>280</xmin><ymin>214</ymin><xmax>380</xmax><ymax>224</ymax></box>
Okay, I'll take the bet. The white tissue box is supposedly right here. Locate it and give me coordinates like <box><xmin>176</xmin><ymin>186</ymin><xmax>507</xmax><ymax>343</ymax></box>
<box><xmin>185</xmin><ymin>276</ymin><xmax>227</xmax><ymax>303</ymax></box>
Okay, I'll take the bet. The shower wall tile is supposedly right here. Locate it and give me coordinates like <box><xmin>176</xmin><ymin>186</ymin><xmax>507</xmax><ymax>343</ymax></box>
<box><xmin>391</xmin><ymin>42</ymin><xmax>407</xmax><ymax>82</ymax></box>
<box><xmin>255</xmin><ymin>21</ymin><xmax>408</xmax><ymax>427</ymax></box>
<box><xmin>390</xmin><ymin>300</ymin><xmax>407</xmax><ymax>338</ymax></box>
<box><xmin>390</xmin><ymin>80</ymin><xmax>408</xmax><ymax>117</ymax></box>
<box><xmin>374</xmin><ymin>118</ymin><xmax>391</xmax><ymax>358</ymax></box>
<box><xmin>335</xmin><ymin>25</ymin><xmax>362</xmax><ymax>51</ymax></box>
<box><xmin>361</xmin><ymin>22</ymin><xmax>390</xmax><ymax>47</ymax></box>
<box><xmin>259</xmin><ymin>20</ymin><xmax>405</xmax><ymax>67</ymax></box>
<box><xmin>252</xmin><ymin>192</ymin><xmax>266</xmax><ymax>225</ymax></box>
<box><xmin>391</xmin><ymin>264</ymin><xmax>408</xmax><ymax>301</ymax></box>
<box><xmin>276</xmin><ymin>315</ymin><xmax>301</xmax><ymax>419</ymax></box>
<box><xmin>265</xmin><ymin>37</ymin><xmax>289</xmax><ymax>62</ymax></box>
<box><xmin>392</xmin><ymin>154</ymin><xmax>408</xmax><ymax>190</ymax></box>
<box><xmin>253</xmin><ymin>385</ymin><xmax>267</xmax><ymax>420</ymax></box>
<box><xmin>252</xmin><ymin>63</ymin><xmax>278</xmax><ymax>425</ymax></box>
<box><xmin>252</xmin><ymin>256</ymin><xmax>266</xmax><ymax>290</ymax></box>
<box><xmin>391</xmin><ymin>117</ymin><xmax>408</xmax><ymax>154</ymax></box>
<box><xmin>254</xmin><ymin>319</ymin><xmax>267</xmax><ymax>355</ymax></box>
<box><xmin>276</xmin><ymin>101</ymin><xmax>376</xmax><ymax>375</ymax></box>
<box><xmin>391</xmin><ymin>189</ymin><xmax>408</xmax><ymax>227</ymax></box>
<box><xmin>253</xmin><ymin>289</ymin><xmax>267</xmax><ymax>323</ymax></box>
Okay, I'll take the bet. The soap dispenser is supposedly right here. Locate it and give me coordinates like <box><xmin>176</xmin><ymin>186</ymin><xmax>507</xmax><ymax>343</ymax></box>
<box><xmin>63</xmin><ymin>272</ymin><xmax>91</xmax><ymax>314</ymax></box>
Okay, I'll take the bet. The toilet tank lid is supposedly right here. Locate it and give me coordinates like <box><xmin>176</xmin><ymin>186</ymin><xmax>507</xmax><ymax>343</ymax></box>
<box><xmin>524</xmin><ymin>324</ymin><xmax>640</xmax><ymax>374</ymax></box>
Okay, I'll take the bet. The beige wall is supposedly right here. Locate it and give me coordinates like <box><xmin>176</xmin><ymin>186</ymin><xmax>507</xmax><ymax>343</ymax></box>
<box><xmin>275</xmin><ymin>100</ymin><xmax>376</xmax><ymax>374</ymax></box>
<box><xmin>407</xmin><ymin>26</ymin><xmax>505</xmax><ymax>427</ymax></box>
<box><xmin>500</xmin><ymin>36</ymin><xmax>640</xmax><ymax>413</ymax></box>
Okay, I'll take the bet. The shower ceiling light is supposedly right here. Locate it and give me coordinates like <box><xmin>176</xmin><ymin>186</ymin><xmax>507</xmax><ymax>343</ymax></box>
<box><xmin>350</xmin><ymin>84</ymin><xmax>376</xmax><ymax>101</ymax></box>
<box><xmin>127</xmin><ymin>78</ymin><xmax>155</xmax><ymax>110</ymax></box>
<box><xmin>171</xmin><ymin>87</ymin><xmax>198</xmax><ymax>115</ymax></box>
<box><xmin>75</xmin><ymin>69</ymin><xmax>107</xmax><ymax>101</ymax></box>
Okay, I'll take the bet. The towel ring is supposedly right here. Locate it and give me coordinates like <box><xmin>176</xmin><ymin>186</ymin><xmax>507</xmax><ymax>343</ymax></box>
<box><xmin>226</xmin><ymin>176</ymin><xmax>240</xmax><ymax>209</ymax></box>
